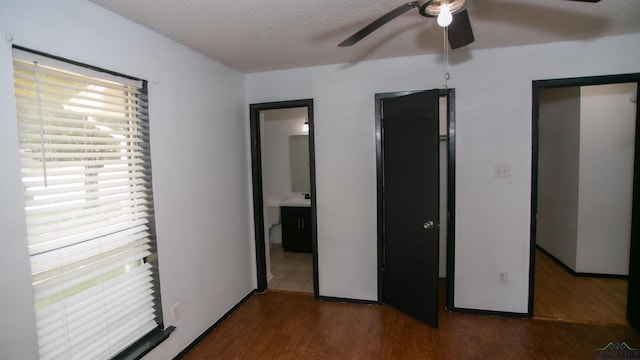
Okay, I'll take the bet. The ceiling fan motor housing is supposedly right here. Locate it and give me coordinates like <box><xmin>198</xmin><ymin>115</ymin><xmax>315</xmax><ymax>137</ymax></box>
<box><xmin>419</xmin><ymin>0</ymin><xmax>467</xmax><ymax>17</ymax></box>
<box><xmin>338</xmin><ymin>0</ymin><xmax>475</xmax><ymax>49</ymax></box>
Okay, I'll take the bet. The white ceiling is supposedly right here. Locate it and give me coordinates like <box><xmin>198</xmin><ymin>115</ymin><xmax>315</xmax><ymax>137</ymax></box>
<box><xmin>87</xmin><ymin>0</ymin><xmax>640</xmax><ymax>73</ymax></box>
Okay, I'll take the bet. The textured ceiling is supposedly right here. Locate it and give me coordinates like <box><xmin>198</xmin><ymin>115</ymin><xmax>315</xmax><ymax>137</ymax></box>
<box><xmin>87</xmin><ymin>0</ymin><xmax>640</xmax><ymax>73</ymax></box>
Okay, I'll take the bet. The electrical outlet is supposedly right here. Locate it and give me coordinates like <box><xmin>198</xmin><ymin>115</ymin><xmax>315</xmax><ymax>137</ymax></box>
<box><xmin>171</xmin><ymin>303</ymin><xmax>180</xmax><ymax>322</ymax></box>
<box><xmin>497</xmin><ymin>272</ymin><xmax>508</xmax><ymax>285</ymax></box>
<box><xmin>494</xmin><ymin>164</ymin><xmax>511</xmax><ymax>179</ymax></box>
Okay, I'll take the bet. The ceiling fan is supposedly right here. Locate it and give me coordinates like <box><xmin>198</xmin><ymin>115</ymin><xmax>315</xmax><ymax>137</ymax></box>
<box><xmin>338</xmin><ymin>0</ymin><xmax>602</xmax><ymax>50</ymax></box>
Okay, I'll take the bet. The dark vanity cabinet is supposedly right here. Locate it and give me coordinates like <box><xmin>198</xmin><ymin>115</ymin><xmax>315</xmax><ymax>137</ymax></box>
<box><xmin>281</xmin><ymin>206</ymin><xmax>312</xmax><ymax>252</ymax></box>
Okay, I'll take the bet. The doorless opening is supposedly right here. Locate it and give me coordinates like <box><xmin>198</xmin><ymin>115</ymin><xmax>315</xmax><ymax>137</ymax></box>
<box><xmin>250</xmin><ymin>99</ymin><xmax>318</xmax><ymax>297</ymax></box>
<box><xmin>529</xmin><ymin>74</ymin><xmax>640</xmax><ymax>330</ymax></box>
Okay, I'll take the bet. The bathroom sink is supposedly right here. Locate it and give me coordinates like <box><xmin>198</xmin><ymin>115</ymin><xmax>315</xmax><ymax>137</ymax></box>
<box><xmin>281</xmin><ymin>198</ymin><xmax>311</xmax><ymax>207</ymax></box>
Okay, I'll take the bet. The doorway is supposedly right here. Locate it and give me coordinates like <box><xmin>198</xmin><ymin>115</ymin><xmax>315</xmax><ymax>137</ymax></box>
<box><xmin>250</xmin><ymin>99</ymin><xmax>318</xmax><ymax>297</ymax></box>
<box><xmin>529</xmin><ymin>74</ymin><xmax>640</xmax><ymax>329</ymax></box>
<box><xmin>375</xmin><ymin>89</ymin><xmax>457</xmax><ymax>325</ymax></box>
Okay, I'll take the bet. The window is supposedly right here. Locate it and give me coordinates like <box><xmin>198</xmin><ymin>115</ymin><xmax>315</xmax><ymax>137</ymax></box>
<box><xmin>12</xmin><ymin>48</ymin><xmax>165</xmax><ymax>359</ymax></box>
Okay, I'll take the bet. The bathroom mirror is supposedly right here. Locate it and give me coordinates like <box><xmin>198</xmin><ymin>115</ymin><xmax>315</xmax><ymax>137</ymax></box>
<box><xmin>289</xmin><ymin>135</ymin><xmax>310</xmax><ymax>192</ymax></box>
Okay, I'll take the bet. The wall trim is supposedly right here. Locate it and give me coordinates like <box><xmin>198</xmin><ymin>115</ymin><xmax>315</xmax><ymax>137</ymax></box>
<box><xmin>536</xmin><ymin>245</ymin><xmax>629</xmax><ymax>280</ymax></box>
<box><xmin>448</xmin><ymin>307</ymin><xmax>528</xmax><ymax>318</ymax></box>
<box><xmin>318</xmin><ymin>295</ymin><xmax>379</xmax><ymax>306</ymax></box>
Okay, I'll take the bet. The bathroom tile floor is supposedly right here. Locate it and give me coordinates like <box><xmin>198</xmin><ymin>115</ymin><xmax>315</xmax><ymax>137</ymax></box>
<box><xmin>268</xmin><ymin>245</ymin><xmax>314</xmax><ymax>294</ymax></box>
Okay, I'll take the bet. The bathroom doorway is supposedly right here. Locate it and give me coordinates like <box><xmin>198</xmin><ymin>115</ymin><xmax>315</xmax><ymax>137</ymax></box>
<box><xmin>249</xmin><ymin>99</ymin><xmax>318</xmax><ymax>297</ymax></box>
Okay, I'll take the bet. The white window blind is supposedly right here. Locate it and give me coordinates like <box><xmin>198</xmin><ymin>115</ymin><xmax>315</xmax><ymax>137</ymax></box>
<box><xmin>13</xmin><ymin>51</ymin><xmax>160</xmax><ymax>360</ymax></box>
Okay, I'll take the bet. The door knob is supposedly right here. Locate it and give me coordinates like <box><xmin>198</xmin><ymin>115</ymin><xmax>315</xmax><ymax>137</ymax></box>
<box><xmin>423</xmin><ymin>221</ymin><xmax>438</xmax><ymax>230</ymax></box>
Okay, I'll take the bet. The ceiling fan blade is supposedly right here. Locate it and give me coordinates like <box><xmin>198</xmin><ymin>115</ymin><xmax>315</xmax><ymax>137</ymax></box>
<box><xmin>448</xmin><ymin>9</ymin><xmax>474</xmax><ymax>49</ymax></box>
<box><xmin>339</xmin><ymin>1</ymin><xmax>420</xmax><ymax>47</ymax></box>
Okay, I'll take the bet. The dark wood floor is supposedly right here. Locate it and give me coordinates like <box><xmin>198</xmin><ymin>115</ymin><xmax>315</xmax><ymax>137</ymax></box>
<box><xmin>534</xmin><ymin>249</ymin><xmax>629</xmax><ymax>326</ymax></box>
<box><xmin>181</xmin><ymin>289</ymin><xmax>639</xmax><ymax>359</ymax></box>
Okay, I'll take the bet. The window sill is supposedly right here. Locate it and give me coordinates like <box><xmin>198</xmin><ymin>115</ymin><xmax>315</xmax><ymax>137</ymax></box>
<box><xmin>112</xmin><ymin>326</ymin><xmax>176</xmax><ymax>360</ymax></box>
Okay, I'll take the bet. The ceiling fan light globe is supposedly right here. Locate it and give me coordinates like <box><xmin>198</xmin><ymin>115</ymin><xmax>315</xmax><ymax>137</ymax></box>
<box><xmin>437</xmin><ymin>4</ymin><xmax>453</xmax><ymax>27</ymax></box>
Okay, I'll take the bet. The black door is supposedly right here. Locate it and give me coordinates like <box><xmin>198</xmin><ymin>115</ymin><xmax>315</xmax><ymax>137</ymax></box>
<box><xmin>629</xmin><ymin>92</ymin><xmax>640</xmax><ymax>330</ymax></box>
<box><xmin>629</xmin><ymin>220</ymin><xmax>640</xmax><ymax>329</ymax></box>
<box><xmin>382</xmin><ymin>90</ymin><xmax>440</xmax><ymax>327</ymax></box>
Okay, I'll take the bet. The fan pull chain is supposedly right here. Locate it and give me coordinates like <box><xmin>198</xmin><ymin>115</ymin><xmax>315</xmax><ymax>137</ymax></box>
<box><xmin>443</xmin><ymin>26</ymin><xmax>450</xmax><ymax>89</ymax></box>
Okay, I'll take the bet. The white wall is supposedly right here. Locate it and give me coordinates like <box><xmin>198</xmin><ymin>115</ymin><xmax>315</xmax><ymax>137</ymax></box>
<box><xmin>576</xmin><ymin>83</ymin><xmax>637</xmax><ymax>275</ymax></box>
<box><xmin>246</xmin><ymin>33</ymin><xmax>640</xmax><ymax>311</ymax></box>
<box><xmin>537</xmin><ymin>87</ymin><xmax>581</xmax><ymax>270</ymax></box>
<box><xmin>0</xmin><ymin>1</ymin><xmax>252</xmax><ymax>359</ymax></box>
